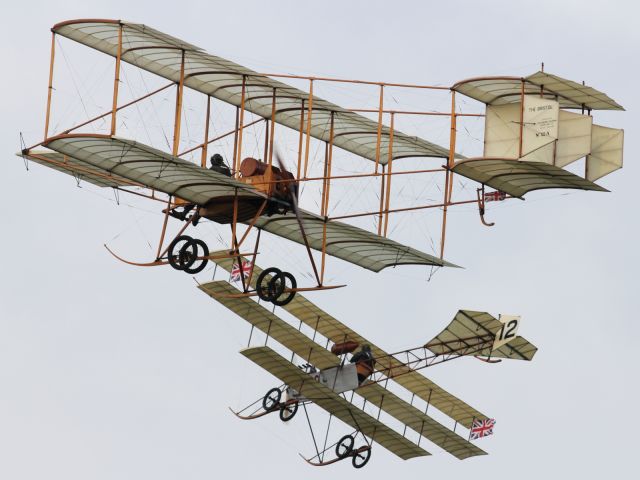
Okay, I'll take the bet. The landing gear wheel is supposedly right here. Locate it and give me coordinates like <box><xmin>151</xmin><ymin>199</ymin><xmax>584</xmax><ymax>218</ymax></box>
<box><xmin>183</xmin><ymin>239</ymin><xmax>209</xmax><ymax>274</ymax></box>
<box><xmin>178</xmin><ymin>240</ymin><xmax>198</xmax><ymax>270</ymax></box>
<box><xmin>262</xmin><ymin>387</ymin><xmax>282</xmax><ymax>411</ymax></box>
<box><xmin>167</xmin><ymin>235</ymin><xmax>193</xmax><ymax>270</ymax></box>
<box><xmin>256</xmin><ymin>268</ymin><xmax>281</xmax><ymax>301</ymax></box>
<box><xmin>270</xmin><ymin>271</ymin><xmax>297</xmax><ymax>306</ymax></box>
<box><xmin>352</xmin><ymin>446</ymin><xmax>371</xmax><ymax>469</ymax></box>
<box><xmin>335</xmin><ymin>434</ymin><xmax>355</xmax><ymax>459</ymax></box>
<box><xmin>279</xmin><ymin>400</ymin><xmax>298</xmax><ymax>422</ymax></box>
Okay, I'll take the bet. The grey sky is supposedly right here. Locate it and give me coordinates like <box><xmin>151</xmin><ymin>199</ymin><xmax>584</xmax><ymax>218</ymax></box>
<box><xmin>1</xmin><ymin>1</ymin><xmax>638</xmax><ymax>478</ymax></box>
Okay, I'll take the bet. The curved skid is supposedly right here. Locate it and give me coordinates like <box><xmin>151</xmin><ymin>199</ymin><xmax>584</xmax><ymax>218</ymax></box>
<box><xmin>104</xmin><ymin>244</ymin><xmax>167</xmax><ymax>267</ymax></box>
<box><xmin>475</xmin><ymin>356</ymin><xmax>502</xmax><ymax>364</ymax></box>
<box><xmin>302</xmin><ymin>454</ymin><xmax>342</xmax><ymax>467</ymax></box>
<box><xmin>476</xmin><ymin>188</ymin><xmax>495</xmax><ymax>227</ymax></box>
<box><xmin>479</xmin><ymin>212</ymin><xmax>495</xmax><ymax>227</ymax></box>
<box><xmin>228</xmin><ymin>406</ymin><xmax>278</xmax><ymax>420</ymax></box>
<box><xmin>105</xmin><ymin>244</ymin><xmax>245</xmax><ymax>268</ymax></box>
<box><xmin>229</xmin><ymin>398</ymin><xmax>300</xmax><ymax>421</ymax></box>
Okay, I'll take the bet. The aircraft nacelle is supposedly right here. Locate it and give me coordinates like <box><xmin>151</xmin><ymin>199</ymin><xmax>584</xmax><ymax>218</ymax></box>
<box><xmin>287</xmin><ymin>363</ymin><xmax>360</xmax><ymax>402</ymax></box>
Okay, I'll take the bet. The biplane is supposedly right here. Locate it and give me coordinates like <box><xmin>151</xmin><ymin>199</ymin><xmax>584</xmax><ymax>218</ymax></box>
<box><xmin>198</xmin><ymin>253</ymin><xmax>536</xmax><ymax>468</ymax></box>
<box><xmin>17</xmin><ymin>19</ymin><xmax>625</xmax><ymax>305</ymax></box>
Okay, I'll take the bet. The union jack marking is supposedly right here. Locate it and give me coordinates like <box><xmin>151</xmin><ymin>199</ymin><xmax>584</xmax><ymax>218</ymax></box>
<box><xmin>231</xmin><ymin>260</ymin><xmax>253</xmax><ymax>283</ymax></box>
<box><xmin>469</xmin><ymin>418</ymin><xmax>495</xmax><ymax>440</ymax></box>
<box><xmin>484</xmin><ymin>191</ymin><xmax>506</xmax><ymax>202</ymax></box>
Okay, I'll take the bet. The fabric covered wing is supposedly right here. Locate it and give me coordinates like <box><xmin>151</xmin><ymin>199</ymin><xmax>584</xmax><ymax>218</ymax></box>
<box><xmin>452</xmin><ymin>72</ymin><xmax>623</xmax><ymax>110</ymax></box>
<box><xmin>52</xmin><ymin>20</ymin><xmax>454</xmax><ymax>165</ymax></box>
<box><xmin>254</xmin><ymin>212</ymin><xmax>457</xmax><ymax>272</ymax></box>
<box><xmin>452</xmin><ymin>159</ymin><xmax>607</xmax><ymax>198</ymax></box>
<box><xmin>44</xmin><ymin>135</ymin><xmax>262</xmax><ymax>204</ymax></box>
<box><xmin>19</xmin><ymin>151</ymin><xmax>134</xmax><ymax>188</ymax></box>
<box><xmin>356</xmin><ymin>382</ymin><xmax>486</xmax><ymax>459</ymax></box>
<box><xmin>199</xmin><ymin>281</ymin><xmax>339</xmax><ymax>370</ymax></box>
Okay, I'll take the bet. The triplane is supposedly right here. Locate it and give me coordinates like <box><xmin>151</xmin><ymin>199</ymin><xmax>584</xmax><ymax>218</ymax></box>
<box><xmin>18</xmin><ymin>19</ymin><xmax>624</xmax><ymax>307</ymax></box>
<box><xmin>200</xmin><ymin>254</ymin><xmax>536</xmax><ymax>468</ymax></box>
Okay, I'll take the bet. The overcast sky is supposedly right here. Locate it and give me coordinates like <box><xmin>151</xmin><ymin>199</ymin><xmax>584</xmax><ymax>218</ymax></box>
<box><xmin>1</xmin><ymin>1</ymin><xmax>638</xmax><ymax>479</ymax></box>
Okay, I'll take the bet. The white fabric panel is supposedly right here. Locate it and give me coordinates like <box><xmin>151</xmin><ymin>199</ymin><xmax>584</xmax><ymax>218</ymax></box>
<box><xmin>484</xmin><ymin>99</ymin><xmax>595</xmax><ymax>168</ymax></box>
<box><xmin>483</xmin><ymin>103</ymin><xmax>520</xmax><ymax>158</ymax></box>
<box><xmin>586</xmin><ymin>125</ymin><xmax>624</xmax><ymax>181</ymax></box>
<box><xmin>521</xmin><ymin>143</ymin><xmax>554</xmax><ymax>164</ymax></box>
<box><xmin>483</xmin><ymin>97</ymin><xmax>559</xmax><ymax>163</ymax></box>
<box><xmin>493</xmin><ymin>315</ymin><xmax>521</xmax><ymax>350</ymax></box>
<box><xmin>520</xmin><ymin>97</ymin><xmax>558</xmax><ymax>164</ymax></box>
<box><xmin>554</xmin><ymin>110</ymin><xmax>593</xmax><ymax>167</ymax></box>
<box><xmin>521</xmin><ymin>110</ymin><xmax>593</xmax><ymax>166</ymax></box>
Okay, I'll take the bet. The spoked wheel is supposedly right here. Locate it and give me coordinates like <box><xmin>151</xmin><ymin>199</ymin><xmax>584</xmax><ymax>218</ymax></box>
<box><xmin>256</xmin><ymin>268</ymin><xmax>281</xmax><ymax>301</ymax></box>
<box><xmin>335</xmin><ymin>434</ymin><xmax>355</xmax><ymax>459</ymax></box>
<box><xmin>279</xmin><ymin>400</ymin><xmax>299</xmax><ymax>422</ymax></box>
<box><xmin>270</xmin><ymin>271</ymin><xmax>297</xmax><ymax>306</ymax></box>
<box><xmin>167</xmin><ymin>235</ymin><xmax>193</xmax><ymax>270</ymax></box>
<box><xmin>183</xmin><ymin>238</ymin><xmax>209</xmax><ymax>274</ymax></box>
<box><xmin>262</xmin><ymin>387</ymin><xmax>282</xmax><ymax>411</ymax></box>
<box><xmin>352</xmin><ymin>446</ymin><xmax>371</xmax><ymax>469</ymax></box>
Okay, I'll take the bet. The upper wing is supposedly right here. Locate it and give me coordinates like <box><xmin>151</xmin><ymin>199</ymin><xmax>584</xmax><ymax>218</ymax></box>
<box><xmin>242</xmin><ymin>345</ymin><xmax>430</xmax><ymax>460</ymax></box>
<box><xmin>451</xmin><ymin>71</ymin><xmax>623</xmax><ymax>110</ymax></box>
<box><xmin>53</xmin><ymin>19</ymin><xmax>455</xmax><ymax>165</ymax></box>
<box><xmin>43</xmin><ymin>134</ymin><xmax>262</xmax><ymax>205</ymax></box>
<box><xmin>200</xmin><ymin>281</ymin><xmax>340</xmax><ymax>370</ymax></box>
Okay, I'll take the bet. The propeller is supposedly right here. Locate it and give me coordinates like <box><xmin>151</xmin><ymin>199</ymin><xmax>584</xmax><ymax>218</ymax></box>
<box><xmin>274</xmin><ymin>150</ymin><xmax>299</xmax><ymax>213</ymax></box>
<box><xmin>274</xmin><ymin>149</ymin><xmax>321</xmax><ymax>285</ymax></box>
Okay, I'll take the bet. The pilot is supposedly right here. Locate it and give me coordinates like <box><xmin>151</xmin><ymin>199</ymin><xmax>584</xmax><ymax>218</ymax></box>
<box><xmin>168</xmin><ymin>203</ymin><xmax>195</xmax><ymax>222</ymax></box>
<box><xmin>209</xmin><ymin>153</ymin><xmax>231</xmax><ymax>176</ymax></box>
<box><xmin>350</xmin><ymin>344</ymin><xmax>376</xmax><ymax>384</ymax></box>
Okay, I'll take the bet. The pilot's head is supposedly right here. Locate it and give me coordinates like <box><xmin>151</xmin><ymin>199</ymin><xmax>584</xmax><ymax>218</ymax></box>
<box><xmin>210</xmin><ymin>153</ymin><xmax>224</xmax><ymax>166</ymax></box>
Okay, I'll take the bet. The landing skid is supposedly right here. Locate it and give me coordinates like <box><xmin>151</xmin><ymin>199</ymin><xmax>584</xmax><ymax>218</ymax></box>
<box><xmin>229</xmin><ymin>406</ymin><xmax>276</xmax><ymax>421</ymax></box>
<box><xmin>302</xmin><ymin>446</ymin><xmax>372</xmax><ymax>468</ymax></box>
<box><xmin>104</xmin><ymin>244</ymin><xmax>253</xmax><ymax>269</ymax></box>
